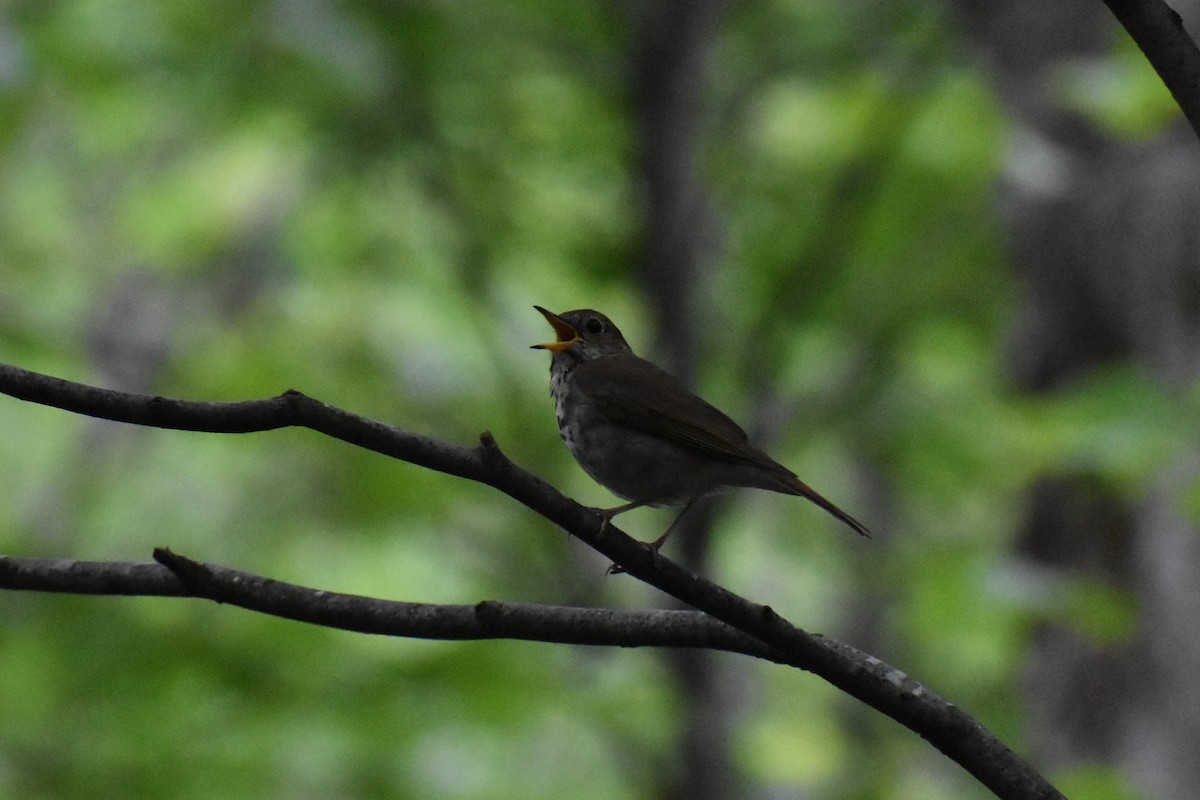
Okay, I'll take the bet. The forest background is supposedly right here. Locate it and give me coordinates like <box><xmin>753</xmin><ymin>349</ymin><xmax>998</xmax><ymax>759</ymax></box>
<box><xmin>2</xmin><ymin>2</ymin><xmax>1199</xmax><ymax>799</ymax></box>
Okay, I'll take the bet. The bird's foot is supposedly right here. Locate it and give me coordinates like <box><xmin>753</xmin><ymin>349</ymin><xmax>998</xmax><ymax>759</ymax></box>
<box><xmin>590</xmin><ymin>499</ymin><xmax>654</xmax><ymax>576</ymax></box>
<box><xmin>605</xmin><ymin>538</ymin><xmax>664</xmax><ymax>576</ymax></box>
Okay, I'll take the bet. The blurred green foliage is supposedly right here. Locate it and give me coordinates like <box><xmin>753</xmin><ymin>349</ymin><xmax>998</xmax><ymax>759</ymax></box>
<box><xmin>0</xmin><ymin>2</ymin><xmax>1188</xmax><ymax>799</ymax></box>
<box><xmin>1054</xmin><ymin>34</ymin><xmax>1183</xmax><ymax>140</ymax></box>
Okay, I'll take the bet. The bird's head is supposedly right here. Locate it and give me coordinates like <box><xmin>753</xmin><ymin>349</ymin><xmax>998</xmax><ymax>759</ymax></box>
<box><xmin>531</xmin><ymin>306</ymin><xmax>632</xmax><ymax>362</ymax></box>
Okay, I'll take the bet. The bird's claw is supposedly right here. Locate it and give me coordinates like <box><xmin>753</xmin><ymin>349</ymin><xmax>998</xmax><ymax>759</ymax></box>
<box><xmin>605</xmin><ymin>539</ymin><xmax>663</xmax><ymax>577</ymax></box>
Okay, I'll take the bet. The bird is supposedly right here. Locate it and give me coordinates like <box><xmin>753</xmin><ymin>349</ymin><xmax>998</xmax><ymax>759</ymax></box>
<box><xmin>531</xmin><ymin>305</ymin><xmax>868</xmax><ymax>553</ymax></box>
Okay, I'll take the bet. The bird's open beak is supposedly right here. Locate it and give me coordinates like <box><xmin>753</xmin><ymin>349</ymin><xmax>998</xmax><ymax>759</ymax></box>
<box><xmin>531</xmin><ymin>306</ymin><xmax>580</xmax><ymax>352</ymax></box>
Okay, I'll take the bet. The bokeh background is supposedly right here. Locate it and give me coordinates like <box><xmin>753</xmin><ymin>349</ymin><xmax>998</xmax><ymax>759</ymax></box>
<box><xmin>2</xmin><ymin>2</ymin><xmax>1199</xmax><ymax>799</ymax></box>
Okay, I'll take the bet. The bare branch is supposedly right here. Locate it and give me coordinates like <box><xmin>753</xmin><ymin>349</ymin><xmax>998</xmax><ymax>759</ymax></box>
<box><xmin>0</xmin><ymin>362</ymin><xmax>1063</xmax><ymax>800</ymax></box>
<box><xmin>1104</xmin><ymin>0</ymin><xmax>1200</xmax><ymax>141</ymax></box>
<box><xmin>0</xmin><ymin>550</ymin><xmax>778</xmax><ymax>656</ymax></box>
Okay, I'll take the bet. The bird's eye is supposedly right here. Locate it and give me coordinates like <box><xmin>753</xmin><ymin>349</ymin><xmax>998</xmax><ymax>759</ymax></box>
<box><xmin>585</xmin><ymin>318</ymin><xmax>604</xmax><ymax>335</ymax></box>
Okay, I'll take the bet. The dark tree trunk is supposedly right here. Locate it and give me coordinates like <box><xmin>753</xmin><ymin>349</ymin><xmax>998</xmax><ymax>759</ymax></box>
<box><xmin>953</xmin><ymin>3</ymin><xmax>1200</xmax><ymax>797</ymax></box>
<box><xmin>629</xmin><ymin>2</ymin><xmax>741</xmax><ymax>798</ymax></box>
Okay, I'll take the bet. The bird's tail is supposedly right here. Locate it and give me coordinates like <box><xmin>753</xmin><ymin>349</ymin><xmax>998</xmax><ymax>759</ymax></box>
<box><xmin>785</xmin><ymin>474</ymin><xmax>870</xmax><ymax>538</ymax></box>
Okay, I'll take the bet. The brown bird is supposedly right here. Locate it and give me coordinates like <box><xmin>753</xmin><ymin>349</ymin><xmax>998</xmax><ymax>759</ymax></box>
<box><xmin>531</xmin><ymin>306</ymin><xmax>868</xmax><ymax>552</ymax></box>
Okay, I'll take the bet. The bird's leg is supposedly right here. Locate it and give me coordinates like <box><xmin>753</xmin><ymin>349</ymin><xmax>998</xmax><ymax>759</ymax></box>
<box><xmin>646</xmin><ymin>496</ymin><xmax>701</xmax><ymax>551</ymax></box>
<box><xmin>597</xmin><ymin>499</ymin><xmax>653</xmax><ymax>576</ymax></box>
<box><xmin>606</xmin><ymin>497</ymin><xmax>701</xmax><ymax>576</ymax></box>
<box><xmin>648</xmin><ymin>496</ymin><xmax>700</xmax><ymax>554</ymax></box>
<box><xmin>595</xmin><ymin>499</ymin><xmax>648</xmax><ymax>535</ymax></box>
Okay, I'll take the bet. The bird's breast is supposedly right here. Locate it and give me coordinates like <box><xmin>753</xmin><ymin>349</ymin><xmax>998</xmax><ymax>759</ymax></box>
<box><xmin>548</xmin><ymin>366</ymin><xmax>581</xmax><ymax>452</ymax></box>
<box><xmin>547</xmin><ymin>364</ymin><xmax>715</xmax><ymax>505</ymax></box>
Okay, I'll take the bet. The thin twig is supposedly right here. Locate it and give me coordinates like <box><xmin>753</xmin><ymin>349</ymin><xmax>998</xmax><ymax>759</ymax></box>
<box><xmin>1104</xmin><ymin>0</ymin><xmax>1200</xmax><ymax>141</ymax></box>
<box><xmin>0</xmin><ymin>550</ymin><xmax>779</xmax><ymax>656</ymax></box>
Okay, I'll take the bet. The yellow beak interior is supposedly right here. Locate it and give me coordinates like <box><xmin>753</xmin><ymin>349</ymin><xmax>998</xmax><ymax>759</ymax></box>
<box><xmin>531</xmin><ymin>306</ymin><xmax>580</xmax><ymax>352</ymax></box>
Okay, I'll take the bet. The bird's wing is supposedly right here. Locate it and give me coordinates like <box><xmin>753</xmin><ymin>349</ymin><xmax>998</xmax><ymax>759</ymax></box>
<box><xmin>573</xmin><ymin>354</ymin><xmax>779</xmax><ymax>469</ymax></box>
<box><xmin>575</xmin><ymin>354</ymin><xmax>872</xmax><ymax>538</ymax></box>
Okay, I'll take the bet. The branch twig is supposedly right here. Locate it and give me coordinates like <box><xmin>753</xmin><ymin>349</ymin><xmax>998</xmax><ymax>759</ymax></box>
<box><xmin>0</xmin><ymin>362</ymin><xmax>1063</xmax><ymax>800</ymax></box>
<box><xmin>1104</xmin><ymin>0</ymin><xmax>1200</xmax><ymax>141</ymax></box>
<box><xmin>0</xmin><ymin>549</ymin><xmax>778</xmax><ymax>656</ymax></box>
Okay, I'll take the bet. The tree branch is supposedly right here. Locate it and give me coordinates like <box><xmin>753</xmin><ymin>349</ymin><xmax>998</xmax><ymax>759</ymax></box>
<box><xmin>1104</xmin><ymin>0</ymin><xmax>1200</xmax><ymax>141</ymax></box>
<box><xmin>0</xmin><ymin>361</ymin><xmax>1063</xmax><ymax>800</ymax></box>
<box><xmin>0</xmin><ymin>549</ymin><xmax>779</xmax><ymax>656</ymax></box>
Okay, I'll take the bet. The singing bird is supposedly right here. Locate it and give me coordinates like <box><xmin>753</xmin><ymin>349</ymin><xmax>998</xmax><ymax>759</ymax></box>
<box><xmin>532</xmin><ymin>306</ymin><xmax>868</xmax><ymax>551</ymax></box>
